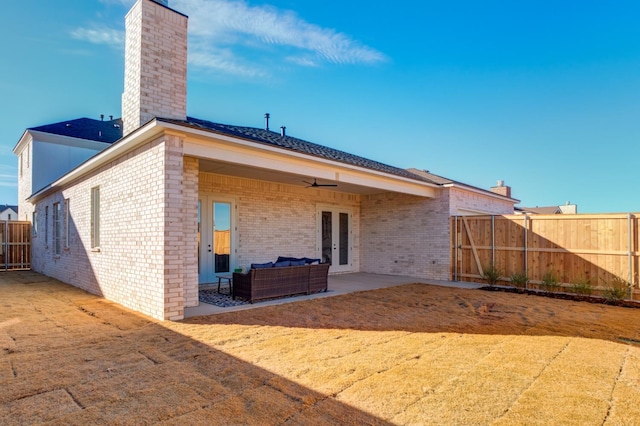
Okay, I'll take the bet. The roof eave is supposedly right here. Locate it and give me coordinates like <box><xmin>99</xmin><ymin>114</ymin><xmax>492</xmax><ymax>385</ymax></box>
<box><xmin>13</xmin><ymin>130</ymin><xmax>33</xmax><ymax>155</ymax></box>
<box><xmin>28</xmin><ymin>118</ymin><xmax>441</xmax><ymax>202</ymax></box>
<box><xmin>160</xmin><ymin>119</ymin><xmax>440</xmax><ymax>190</ymax></box>
<box><xmin>163</xmin><ymin>120</ymin><xmax>441</xmax><ymax>196</ymax></box>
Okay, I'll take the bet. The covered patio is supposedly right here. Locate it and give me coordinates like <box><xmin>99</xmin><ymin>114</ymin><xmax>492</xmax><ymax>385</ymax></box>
<box><xmin>185</xmin><ymin>273</ymin><xmax>481</xmax><ymax>318</ymax></box>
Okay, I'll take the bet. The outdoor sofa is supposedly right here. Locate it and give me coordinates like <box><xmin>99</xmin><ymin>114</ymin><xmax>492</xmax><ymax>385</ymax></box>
<box><xmin>232</xmin><ymin>257</ymin><xmax>330</xmax><ymax>303</ymax></box>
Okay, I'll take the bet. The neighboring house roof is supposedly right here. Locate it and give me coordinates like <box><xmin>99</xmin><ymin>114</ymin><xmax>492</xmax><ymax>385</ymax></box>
<box><xmin>29</xmin><ymin>117</ymin><xmax>123</xmax><ymax>143</ymax></box>
<box><xmin>1</xmin><ymin>204</ymin><xmax>18</xmax><ymax>214</ymax></box>
<box><xmin>159</xmin><ymin>116</ymin><xmax>442</xmax><ymax>185</ymax></box>
<box><xmin>516</xmin><ymin>204</ymin><xmax>578</xmax><ymax>214</ymax></box>
<box><xmin>517</xmin><ymin>206</ymin><xmax>561</xmax><ymax>214</ymax></box>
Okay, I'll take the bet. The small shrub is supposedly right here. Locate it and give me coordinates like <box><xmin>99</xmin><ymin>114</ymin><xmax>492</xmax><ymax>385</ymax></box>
<box><xmin>509</xmin><ymin>272</ymin><xmax>528</xmax><ymax>288</ymax></box>
<box><xmin>540</xmin><ymin>271</ymin><xmax>561</xmax><ymax>293</ymax></box>
<box><xmin>482</xmin><ymin>264</ymin><xmax>502</xmax><ymax>286</ymax></box>
<box><xmin>603</xmin><ymin>286</ymin><xmax>628</xmax><ymax>303</ymax></box>
<box><xmin>569</xmin><ymin>277</ymin><xmax>594</xmax><ymax>295</ymax></box>
<box><xmin>603</xmin><ymin>274</ymin><xmax>631</xmax><ymax>302</ymax></box>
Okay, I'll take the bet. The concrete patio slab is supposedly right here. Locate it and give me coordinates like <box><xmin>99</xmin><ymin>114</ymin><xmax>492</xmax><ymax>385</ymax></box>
<box><xmin>185</xmin><ymin>273</ymin><xmax>482</xmax><ymax>318</ymax></box>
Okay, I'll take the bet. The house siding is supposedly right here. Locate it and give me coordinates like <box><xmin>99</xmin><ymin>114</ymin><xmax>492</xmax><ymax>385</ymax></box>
<box><xmin>17</xmin><ymin>141</ymin><xmax>34</xmax><ymax>222</ymax></box>
<box><xmin>29</xmin><ymin>134</ymin><xmax>187</xmax><ymax>321</ymax></box>
<box><xmin>449</xmin><ymin>187</ymin><xmax>514</xmax><ymax>215</ymax></box>
<box><xmin>361</xmin><ymin>189</ymin><xmax>451</xmax><ymax>280</ymax></box>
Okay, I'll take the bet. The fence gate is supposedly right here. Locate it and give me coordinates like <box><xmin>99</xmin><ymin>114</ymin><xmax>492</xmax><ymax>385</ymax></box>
<box><xmin>0</xmin><ymin>221</ymin><xmax>31</xmax><ymax>271</ymax></box>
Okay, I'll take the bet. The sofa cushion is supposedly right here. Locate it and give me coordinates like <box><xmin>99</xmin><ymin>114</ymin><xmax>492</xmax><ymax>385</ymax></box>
<box><xmin>289</xmin><ymin>259</ymin><xmax>306</xmax><ymax>266</ymax></box>
<box><xmin>251</xmin><ymin>262</ymin><xmax>273</xmax><ymax>269</ymax></box>
<box><xmin>273</xmin><ymin>260</ymin><xmax>291</xmax><ymax>267</ymax></box>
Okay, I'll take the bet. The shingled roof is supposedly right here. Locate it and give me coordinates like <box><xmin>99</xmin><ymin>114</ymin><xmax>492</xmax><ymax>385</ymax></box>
<box><xmin>159</xmin><ymin>116</ymin><xmax>440</xmax><ymax>185</ymax></box>
<box><xmin>1</xmin><ymin>204</ymin><xmax>18</xmax><ymax>214</ymax></box>
<box><xmin>29</xmin><ymin>117</ymin><xmax>123</xmax><ymax>143</ymax></box>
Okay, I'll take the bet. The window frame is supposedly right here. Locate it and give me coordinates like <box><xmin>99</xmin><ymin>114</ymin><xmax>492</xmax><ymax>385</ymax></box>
<box><xmin>44</xmin><ymin>206</ymin><xmax>49</xmax><ymax>246</ymax></box>
<box><xmin>32</xmin><ymin>211</ymin><xmax>38</xmax><ymax>236</ymax></box>
<box><xmin>64</xmin><ymin>199</ymin><xmax>70</xmax><ymax>249</ymax></box>
<box><xmin>91</xmin><ymin>187</ymin><xmax>100</xmax><ymax>249</ymax></box>
<box><xmin>53</xmin><ymin>202</ymin><xmax>62</xmax><ymax>256</ymax></box>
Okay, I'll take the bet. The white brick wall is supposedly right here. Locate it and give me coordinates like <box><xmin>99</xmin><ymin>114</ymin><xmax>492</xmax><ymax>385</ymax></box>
<box><xmin>198</xmin><ymin>172</ymin><xmax>361</xmax><ymax>271</ymax></box>
<box><xmin>182</xmin><ymin>156</ymin><xmax>199</xmax><ymax>308</ymax></box>
<box><xmin>30</xmin><ymin>134</ymin><xmax>187</xmax><ymax>321</ymax></box>
<box><xmin>360</xmin><ymin>189</ymin><xmax>451</xmax><ymax>280</ymax></box>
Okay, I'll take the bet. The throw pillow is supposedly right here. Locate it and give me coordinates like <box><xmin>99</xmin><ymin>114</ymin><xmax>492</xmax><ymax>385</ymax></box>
<box><xmin>251</xmin><ymin>262</ymin><xmax>273</xmax><ymax>269</ymax></box>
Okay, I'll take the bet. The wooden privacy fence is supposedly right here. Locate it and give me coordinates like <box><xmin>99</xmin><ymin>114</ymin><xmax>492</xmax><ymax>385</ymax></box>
<box><xmin>451</xmin><ymin>214</ymin><xmax>639</xmax><ymax>289</ymax></box>
<box><xmin>0</xmin><ymin>221</ymin><xmax>31</xmax><ymax>271</ymax></box>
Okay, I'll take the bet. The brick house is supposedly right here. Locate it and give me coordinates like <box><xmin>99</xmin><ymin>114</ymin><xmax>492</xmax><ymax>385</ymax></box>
<box><xmin>13</xmin><ymin>0</ymin><xmax>517</xmax><ymax>321</ymax></box>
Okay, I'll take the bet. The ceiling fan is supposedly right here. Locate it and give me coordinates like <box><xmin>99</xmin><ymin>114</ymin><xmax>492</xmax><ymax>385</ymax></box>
<box><xmin>303</xmin><ymin>178</ymin><xmax>338</xmax><ymax>188</ymax></box>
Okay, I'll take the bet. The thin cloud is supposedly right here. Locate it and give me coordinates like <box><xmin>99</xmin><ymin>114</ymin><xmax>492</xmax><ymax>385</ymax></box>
<box><xmin>70</xmin><ymin>26</ymin><xmax>124</xmax><ymax>47</ymax></box>
<box><xmin>74</xmin><ymin>0</ymin><xmax>387</xmax><ymax>77</ymax></box>
<box><xmin>189</xmin><ymin>46</ymin><xmax>267</xmax><ymax>78</ymax></box>
<box><xmin>175</xmin><ymin>0</ymin><xmax>388</xmax><ymax>67</ymax></box>
<box><xmin>0</xmin><ymin>173</ymin><xmax>17</xmax><ymax>188</ymax></box>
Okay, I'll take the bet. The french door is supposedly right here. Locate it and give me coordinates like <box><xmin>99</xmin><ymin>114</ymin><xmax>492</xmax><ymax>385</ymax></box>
<box><xmin>318</xmin><ymin>207</ymin><xmax>352</xmax><ymax>273</ymax></box>
<box><xmin>198</xmin><ymin>196</ymin><xmax>235</xmax><ymax>284</ymax></box>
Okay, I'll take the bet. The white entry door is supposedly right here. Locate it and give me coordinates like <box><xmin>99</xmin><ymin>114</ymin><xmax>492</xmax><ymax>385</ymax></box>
<box><xmin>199</xmin><ymin>196</ymin><xmax>235</xmax><ymax>284</ymax></box>
<box><xmin>318</xmin><ymin>207</ymin><xmax>352</xmax><ymax>273</ymax></box>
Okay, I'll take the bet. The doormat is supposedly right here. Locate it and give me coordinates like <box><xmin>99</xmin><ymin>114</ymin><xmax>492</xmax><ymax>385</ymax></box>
<box><xmin>199</xmin><ymin>289</ymin><xmax>248</xmax><ymax>308</ymax></box>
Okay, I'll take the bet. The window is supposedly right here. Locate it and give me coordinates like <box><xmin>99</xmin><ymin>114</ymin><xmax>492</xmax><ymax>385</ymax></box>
<box><xmin>64</xmin><ymin>199</ymin><xmax>70</xmax><ymax>248</ymax></box>
<box><xmin>32</xmin><ymin>211</ymin><xmax>38</xmax><ymax>236</ymax></box>
<box><xmin>44</xmin><ymin>206</ymin><xmax>49</xmax><ymax>246</ymax></box>
<box><xmin>91</xmin><ymin>187</ymin><xmax>100</xmax><ymax>248</ymax></box>
<box><xmin>19</xmin><ymin>153</ymin><xmax>23</xmax><ymax>177</ymax></box>
<box><xmin>53</xmin><ymin>202</ymin><xmax>62</xmax><ymax>255</ymax></box>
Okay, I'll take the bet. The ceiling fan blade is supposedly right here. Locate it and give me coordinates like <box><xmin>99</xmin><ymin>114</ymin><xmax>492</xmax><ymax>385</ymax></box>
<box><xmin>302</xmin><ymin>178</ymin><xmax>338</xmax><ymax>188</ymax></box>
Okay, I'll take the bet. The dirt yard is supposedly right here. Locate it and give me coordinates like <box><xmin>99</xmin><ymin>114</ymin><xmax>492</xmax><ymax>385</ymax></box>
<box><xmin>1</xmin><ymin>271</ymin><xmax>640</xmax><ymax>425</ymax></box>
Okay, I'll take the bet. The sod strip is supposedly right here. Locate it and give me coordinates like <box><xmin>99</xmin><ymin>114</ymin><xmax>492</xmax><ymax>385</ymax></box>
<box><xmin>494</xmin><ymin>338</ymin><xmax>627</xmax><ymax>425</ymax></box>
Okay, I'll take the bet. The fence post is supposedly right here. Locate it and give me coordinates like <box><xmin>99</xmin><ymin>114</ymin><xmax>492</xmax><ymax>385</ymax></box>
<box><xmin>629</xmin><ymin>213</ymin><xmax>633</xmax><ymax>299</ymax></box>
<box><xmin>491</xmin><ymin>215</ymin><xmax>495</xmax><ymax>267</ymax></box>
<box><xmin>523</xmin><ymin>214</ymin><xmax>528</xmax><ymax>289</ymax></box>
<box><xmin>3</xmin><ymin>221</ymin><xmax>7</xmax><ymax>271</ymax></box>
<box><xmin>453</xmin><ymin>216</ymin><xmax>458</xmax><ymax>281</ymax></box>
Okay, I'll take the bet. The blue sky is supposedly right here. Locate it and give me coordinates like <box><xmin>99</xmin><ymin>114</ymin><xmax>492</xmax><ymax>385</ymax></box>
<box><xmin>1</xmin><ymin>0</ymin><xmax>639</xmax><ymax>212</ymax></box>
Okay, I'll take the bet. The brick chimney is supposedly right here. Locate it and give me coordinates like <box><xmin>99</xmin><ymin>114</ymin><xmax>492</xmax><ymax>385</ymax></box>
<box><xmin>490</xmin><ymin>180</ymin><xmax>512</xmax><ymax>198</ymax></box>
<box><xmin>122</xmin><ymin>0</ymin><xmax>188</xmax><ymax>136</ymax></box>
